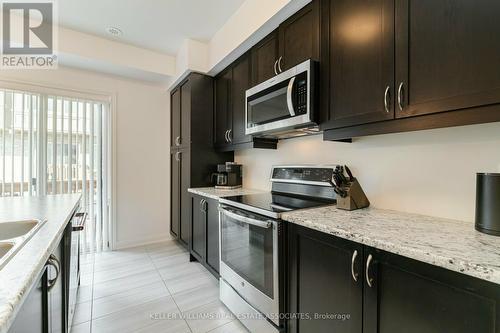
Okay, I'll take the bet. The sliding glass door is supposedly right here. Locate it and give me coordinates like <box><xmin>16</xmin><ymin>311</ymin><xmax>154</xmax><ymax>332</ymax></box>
<box><xmin>0</xmin><ymin>88</ymin><xmax>111</xmax><ymax>253</ymax></box>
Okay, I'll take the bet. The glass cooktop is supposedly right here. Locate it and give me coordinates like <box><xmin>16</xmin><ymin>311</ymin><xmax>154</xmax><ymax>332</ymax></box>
<box><xmin>222</xmin><ymin>192</ymin><xmax>335</xmax><ymax>216</ymax></box>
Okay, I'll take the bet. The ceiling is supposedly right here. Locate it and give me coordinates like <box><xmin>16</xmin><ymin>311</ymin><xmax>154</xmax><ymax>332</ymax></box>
<box><xmin>58</xmin><ymin>0</ymin><xmax>246</xmax><ymax>55</ymax></box>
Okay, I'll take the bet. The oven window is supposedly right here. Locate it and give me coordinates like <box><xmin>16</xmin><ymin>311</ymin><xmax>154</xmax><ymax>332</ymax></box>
<box><xmin>221</xmin><ymin>212</ymin><xmax>274</xmax><ymax>298</ymax></box>
<box><xmin>247</xmin><ymin>80</ymin><xmax>291</xmax><ymax>127</ymax></box>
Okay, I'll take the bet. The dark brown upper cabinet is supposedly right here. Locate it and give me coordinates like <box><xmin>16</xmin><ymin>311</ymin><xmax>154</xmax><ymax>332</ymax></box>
<box><xmin>251</xmin><ymin>30</ymin><xmax>279</xmax><ymax>85</ymax></box>
<box><xmin>320</xmin><ymin>0</ymin><xmax>395</xmax><ymax>130</ymax></box>
<box><xmin>323</xmin><ymin>0</ymin><xmax>500</xmax><ymax>140</ymax></box>
<box><xmin>214</xmin><ymin>52</ymin><xmax>277</xmax><ymax>151</ymax></box>
<box><xmin>278</xmin><ymin>1</ymin><xmax>320</xmax><ymax>72</ymax></box>
<box><xmin>231</xmin><ymin>53</ymin><xmax>253</xmax><ymax>145</ymax></box>
<box><xmin>251</xmin><ymin>1</ymin><xmax>320</xmax><ymax>86</ymax></box>
<box><xmin>395</xmin><ymin>0</ymin><xmax>500</xmax><ymax>118</ymax></box>
<box><xmin>170</xmin><ymin>88</ymin><xmax>181</xmax><ymax>148</ymax></box>
<box><xmin>214</xmin><ymin>68</ymin><xmax>232</xmax><ymax>149</ymax></box>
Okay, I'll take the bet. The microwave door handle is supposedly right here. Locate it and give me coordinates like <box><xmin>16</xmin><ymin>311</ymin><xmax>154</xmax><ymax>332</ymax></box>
<box><xmin>286</xmin><ymin>76</ymin><xmax>296</xmax><ymax>116</ymax></box>
<box><xmin>220</xmin><ymin>208</ymin><xmax>272</xmax><ymax>229</ymax></box>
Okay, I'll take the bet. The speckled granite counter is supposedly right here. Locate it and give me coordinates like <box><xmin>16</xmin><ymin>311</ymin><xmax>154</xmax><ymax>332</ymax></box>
<box><xmin>282</xmin><ymin>205</ymin><xmax>500</xmax><ymax>285</ymax></box>
<box><xmin>188</xmin><ymin>187</ymin><xmax>265</xmax><ymax>200</ymax></box>
<box><xmin>0</xmin><ymin>194</ymin><xmax>81</xmax><ymax>333</ymax></box>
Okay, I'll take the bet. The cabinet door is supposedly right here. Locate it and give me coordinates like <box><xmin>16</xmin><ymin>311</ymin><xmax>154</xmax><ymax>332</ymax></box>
<box><xmin>214</xmin><ymin>69</ymin><xmax>232</xmax><ymax>148</ymax></box>
<box><xmin>288</xmin><ymin>224</ymin><xmax>363</xmax><ymax>333</ymax></box>
<box><xmin>171</xmin><ymin>88</ymin><xmax>181</xmax><ymax>148</ymax></box>
<box><xmin>231</xmin><ymin>53</ymin><xmax>252</xmax><ymax>145</ymax></box>
<box><xmin>8</xmin><ymin>269</ymin><xmax>48</xmax><ymax>333</ymax></box>
<box><xmin>191</xmin><ymin>195</ymin><xmax>206</xmax><ymax>260</ymax></box>
<box><xmin>170</xmin><ymin>150</ymin><xmax>180</xmax><ymax>238</ymax></box>
<box><xmin>395</xmin><ymin>0</ymin><xmax>500</xmax><ymax>118</ymax></box>
<box><xmin>179</xmin><ymin>149</ymin><xmax>191</xmax><ymax>247</ymax></box>
<box><xmin>322</xmin><ymin>0</ymin><xmax>394</xmax><ymax>129</ymax></box>
<box><xmin>278</xmin><ymin>1</ymin><xmax>320</xmax><ymax>71</ymax></box>
<box><xmin>251</xmin><ymin>30</ymin><xmax>279</xmax><ymax>84</ymax></box>
<box><xmin>180</xmin><ymin>80</ymin><xmax>191</xmax><ymax>147</ymax></box>
<box><xmin>363</xmin><ymin>248</ymin><xmax>500</xmax><ymax>333</ymax></box>
<box><xmin>205</xmin><ymin>198</ymin><xmax>220</xmax><ymax>274</ymax></box>
<box><xmin>49</xmin><ymin>242</ymin><xmax>65</xmax><ymax>333</ymax></box>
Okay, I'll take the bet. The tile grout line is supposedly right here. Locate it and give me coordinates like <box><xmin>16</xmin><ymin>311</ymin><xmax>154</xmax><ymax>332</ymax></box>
<box><xmin>148</xmin><ymin>245</ymin><xmax>194</xmax><ymax>333</ymax></box>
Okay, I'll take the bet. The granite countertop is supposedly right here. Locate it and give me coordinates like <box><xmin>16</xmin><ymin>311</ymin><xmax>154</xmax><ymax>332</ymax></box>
<box><xmin>282</xmin><ymin>205</ymin><xmax>500</xmax><ymax>285</ymax></box>
<box><xmin>188</xmin><ymin>187</ymin><xmax>265</xmax><ymax>200</ymax></box>
<box><xmin>0</xmin><ymin>194</ymin><xmax>81</xmax><ymax>333</ymax></box>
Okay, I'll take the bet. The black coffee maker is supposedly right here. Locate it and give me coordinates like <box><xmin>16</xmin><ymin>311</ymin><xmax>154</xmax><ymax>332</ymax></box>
<box><xmin>212</xmin><ymin>162</ymin><xmax>243</xmax><ymax>189</ymax></box>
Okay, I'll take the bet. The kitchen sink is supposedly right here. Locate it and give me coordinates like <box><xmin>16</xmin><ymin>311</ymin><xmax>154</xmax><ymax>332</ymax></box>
<box><xmin>0</xmin><ymin>219</ymin><xmax>43</xmax><ymax>241</ymax></box>
<box><xmin>0</xmin><ymin>242</ymin><xmax>14</xmax><ymax>259</ymax></box>
<box><xmin>0</xmin><ymin>219</ymin><xmax>46</xmax><ymax>269</ymax></box>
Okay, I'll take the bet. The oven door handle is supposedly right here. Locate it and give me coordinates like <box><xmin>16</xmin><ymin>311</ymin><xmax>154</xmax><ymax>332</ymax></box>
<box><xmin>220</xmin><ymin>208</ymin><xmax>273</xmax><ymax>229</ymax></box>
<box><xmin>286</xmin><ymin>76</ymin><xmax>296</xmax><ymax>117</ymax></box>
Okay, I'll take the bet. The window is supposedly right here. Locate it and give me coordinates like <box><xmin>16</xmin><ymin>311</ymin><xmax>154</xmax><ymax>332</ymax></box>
<box><xmin>0</xmin><ymin>88</ymin><xmax>111</xmax><ymax>253</ymax></box>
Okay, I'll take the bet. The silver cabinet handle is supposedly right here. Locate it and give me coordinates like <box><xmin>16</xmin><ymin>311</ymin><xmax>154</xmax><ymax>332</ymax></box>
<box><xmin>175</xmin><ymin>136</ymin><xmax>181</xmax><ymax>146</ymax></box>
<box><xmin>199</xmin><ymin>199</ymin><xmax>205</xmax><ymax>212</ymax></box>
<box><xmin>286</xmin><ymin>76</ymin><xmax>296</xmax><ymax>116</ymax></box>
<box><xmin>397</xmin><ymin>82</ymin><xmax>404</xmax><ymax>111</ymax></box>
<box><xmin>366</xmin><ymin>254</ymin><xmax>374</xmax><ymax>288</ymax></box>
<box><xmin>175</xmin><ymin>151</ymin><xmax>181</xmax><ymax>162</ymax></box>
<box><xmin>278</xmin><ymin>56</ymin><xmax>283</xmax><ymax>73</ymax></box>
<box><xmin>273</xmin><ymin>59</ymin><xmax>278</xmax><ymax>76</ymax></box>
<box><xmin>384</xmin><ymin>86</ymin><xmax>391</xmax><ymax>113</ymax></box>
<box><xmin>203</xmin><ymin>199</ymin><xmax>208</xmax><ymax>212</ymax></box>
<box><xmin>351</xmin><ymin>250</ymin><xmax>359</xmax><ymax>282</ymax></box>
<box><xmin>228</xmin><ymin>129</ymin><xmax>232</xmax><ymax>143</ymax></box>
<box><xmin>224</xmin><ymin>129</ymin><xmax>229</xmax><ymax>143</ymax></box>
<box><xmin>47</xmin><ymin>254</ymin><xmax>60</xmax><ymax>291</ymax></box>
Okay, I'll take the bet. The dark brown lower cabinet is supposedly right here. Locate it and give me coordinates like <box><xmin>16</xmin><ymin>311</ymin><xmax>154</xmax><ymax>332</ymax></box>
<box><xmin>287</xmin><ymin>224</ymin><xmax>363</xmax><ymax>333</ymax></box>
<box><xmin>288</xmin><ymin>224</ymin><xmax>500</xmax><ymax>333</ymax></box>
<box><xmin>8</xmin><ymin>222</ymin><xmax>73</xmax><ymax>333</ymax></box>
<box><xmin>190</xmin><ymin>194</ymin><xmax>220</xmax><ymax>277</ymax></box>
<box><xmin>363</xmin><ymin>247</ymin><xmax>500</xmax><ymax>333</ymax></box>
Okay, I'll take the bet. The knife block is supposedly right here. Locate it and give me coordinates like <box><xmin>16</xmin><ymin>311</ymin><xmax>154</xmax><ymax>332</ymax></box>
<box><xmin>336</xmin><ymin>179</ymin><xmax>370</xmax><ymax>211</ymax></box>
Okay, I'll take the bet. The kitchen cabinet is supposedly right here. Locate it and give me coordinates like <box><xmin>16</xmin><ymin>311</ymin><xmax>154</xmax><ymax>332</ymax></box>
<box><xmin>287</xmin><ymin>224</ymin><xmax>500</xmax><ymax>333</ymax></box>
<box><xmin>214</xmin><ymin>53</ymin><xmax>277</xmax><ymax>151</ymax></box>
<box><xmin>320</xmin><ymin>0</ymin><xmax>394</xmax><ymax>129</ymax></box>
<box><xmin>251</xmin><ymin>2</ymin><xmax>320</xmax><ymax>85</ymax></box>
<box><xmin>251</xmin><ymin>30</ymin><xmax>279</xmax><ymax>84</ymax></box>
<box><xmin>214</xmin><ymin>68</ymin><xmax>232</xmax><ymax>149</ymax></box>
<box><xmin>8</xmin><ymin>268</ymin><xmax>48</xmax><ymax>333</ymax></box>
<box><xmin>8</xmin><ymin>222</ymin><xmax>73</xmax><ymax>333</ymax></box>
<box><xmin>322</xmin><ymin>0</ymin><xmax>500</xmax><ymax>140</ymax></box>
<box><xmin>170</xmin><ymin>73</ymin><xmax>233</xmax><ymax>247</ymax></box>
<box><xmin>288</xmin><ymin>223</ymin><xmax>363</xmax><ymax>333</ymax></box>
<box><xmin>190</xmin><ymin>194</ymin><xmax>220</xmax><ymax>277</ymax></box>
<box><xmin>395</xmin><ymin>0</ymin><xmax>500</xmax><ymax>118</ymax></box>
<box><xmin>363</xmin><ymin>247</ymin><xmax>500</xmax><ymax>333</ymax></box>
<box><xmin>278</xmin><ymin>1</ymin><xmax>320</xmax><ymax>72</ymax></box>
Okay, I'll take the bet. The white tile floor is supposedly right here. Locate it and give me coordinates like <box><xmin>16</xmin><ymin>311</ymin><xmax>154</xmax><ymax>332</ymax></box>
<box><xmin>71</xmin><ymin>240</ymin><xmax>249</xmax><ymax>333</ymax></box>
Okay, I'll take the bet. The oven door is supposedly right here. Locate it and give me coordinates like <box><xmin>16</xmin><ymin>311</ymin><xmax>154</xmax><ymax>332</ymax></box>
<box><xmin>219</xmin><ymin>205</ymin><xmax>280</xmax><ymax>324</ymax></box>
<box><xmin>245</xmin><ymin>60</ymin><xmax>314</xmax><ymax>136</ymax></box>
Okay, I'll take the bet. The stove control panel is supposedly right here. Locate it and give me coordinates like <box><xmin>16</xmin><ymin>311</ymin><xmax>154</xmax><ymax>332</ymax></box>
<box><xmin>271</xmin><ymin>166</ymin><xmax>337</xmax><ymax>186</ymax></box>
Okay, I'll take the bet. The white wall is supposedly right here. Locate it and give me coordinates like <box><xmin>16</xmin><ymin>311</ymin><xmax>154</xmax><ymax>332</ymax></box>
<box><xmin>235</xmin><ymin>122</ymin><xmax>500</xmax><ymax>222</ymax></box>
<box><xmin>0</xmin><ymin>66</ymin><xmax>171</xmax><ymax>249</ymax></box>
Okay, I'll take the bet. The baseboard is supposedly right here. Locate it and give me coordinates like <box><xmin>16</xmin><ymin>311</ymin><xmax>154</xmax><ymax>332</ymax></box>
<box><xmin>113</xmin><ymin>233</ymin><xmax>173</xmax><ymax>250</ymax></box>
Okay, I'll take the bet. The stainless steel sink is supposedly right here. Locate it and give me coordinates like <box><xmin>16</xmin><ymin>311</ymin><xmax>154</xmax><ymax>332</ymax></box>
<box><xmin>0</xmin><ymin>219</ymin><xmax>46</xmax><ymax>269</ymax></box>
<box><xmin>0</xmin><ymin>220</ymin><xmax>41</xmax><ymax>241</ymax></box>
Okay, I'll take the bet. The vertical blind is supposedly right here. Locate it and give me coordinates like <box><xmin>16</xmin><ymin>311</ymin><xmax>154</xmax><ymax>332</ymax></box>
<box><xmin>0</xmin><ymin>88</ymin><xmax>111</xmax><ymax>253</ymax></box>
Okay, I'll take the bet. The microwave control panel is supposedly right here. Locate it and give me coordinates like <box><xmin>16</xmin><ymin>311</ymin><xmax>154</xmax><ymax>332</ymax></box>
<box><xmin>294</xmin><ymin>72</ymin><xmax>308</xmax><ymax>115</ymax></box>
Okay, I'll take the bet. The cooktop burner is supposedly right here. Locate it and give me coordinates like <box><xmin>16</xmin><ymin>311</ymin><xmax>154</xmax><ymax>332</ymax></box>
<box><xmin>220</xmin><ymin>192</ymin><xmax>335</xmax><ymax>218</ymax></box>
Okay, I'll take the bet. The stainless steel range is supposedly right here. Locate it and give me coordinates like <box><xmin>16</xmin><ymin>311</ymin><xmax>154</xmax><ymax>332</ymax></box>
<box><xmin>218</xmin><ymin>165</ymin><xmax>338</xmax><ymax>333</ymax></box>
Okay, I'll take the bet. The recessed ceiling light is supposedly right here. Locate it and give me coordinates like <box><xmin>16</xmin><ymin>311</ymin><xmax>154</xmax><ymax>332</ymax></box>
<box><xmin>106</xmin><ymin>27</ymin><xmax>122</xmax><ymax>37</ymax></box>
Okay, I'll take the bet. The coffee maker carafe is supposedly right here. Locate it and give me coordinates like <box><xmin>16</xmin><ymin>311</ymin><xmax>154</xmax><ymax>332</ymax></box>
<box><xmin>212</xmin><ymin>162</ymin><xmax>242</xmax><ymax>189</ymax></box>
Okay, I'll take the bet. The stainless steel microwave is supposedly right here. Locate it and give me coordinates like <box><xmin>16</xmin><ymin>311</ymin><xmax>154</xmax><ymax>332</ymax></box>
<box><xmin>245</xmin><ymin>59</ymin><xmax>318</xmax><ymax>138</ymax></box>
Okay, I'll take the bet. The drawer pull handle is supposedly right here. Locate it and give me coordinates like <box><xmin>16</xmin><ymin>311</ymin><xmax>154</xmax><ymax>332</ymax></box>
<box><xmin>351</xmin><ymin>250</ymin><xmax>359</xmax><ymax>282</ymax></box>
<box><xmin>366</xmin><ymin>254</ymin><xmax>374</xmax><ymax>288</ymax></box>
